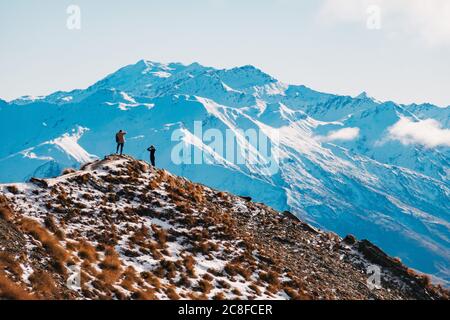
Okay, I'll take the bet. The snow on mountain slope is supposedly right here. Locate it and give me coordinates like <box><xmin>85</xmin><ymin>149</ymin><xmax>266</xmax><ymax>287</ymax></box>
<box><xmin>0</xmin><ymin>126</ymin><xmax>97</xmax><ymax>182</ymax></box>
<box><xmin>319</xmin><ymin>102</ymin><xmax>450</xmax><ymax>181</ymax></box>
<box><xmin>406</xmin><ymin>103</ymin><xmax>450</xmax><ymax>127</ymax></box>
<box><xmin>1</xmin><ymin>60</ymin><xmax>449</xmax><ymax>285</ymax></box>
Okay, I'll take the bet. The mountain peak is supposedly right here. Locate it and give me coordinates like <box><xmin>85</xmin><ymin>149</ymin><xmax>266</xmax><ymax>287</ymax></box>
<box><xmin>136</xmin><ymin>60</ymin><xmax>207</xmax><ymax>72</ymax></box>
<box><xmin>355</xmin><ymin>91</ymin><xmax>370</xmax><ymax>100</ymax></box>
<box><xmin>215</xmin><ymin>64</ymin><xmax>277</xmax><ymax>90</ymax></box>
<box><xmin>0</xmin><ymin>155</ymin><xmax>447</xmax><ymax>300</ymax></box>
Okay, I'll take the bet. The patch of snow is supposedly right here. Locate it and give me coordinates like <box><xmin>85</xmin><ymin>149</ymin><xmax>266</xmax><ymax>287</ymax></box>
<box><xmin>50</xmin><ymin>127</ymin><xmax>98</xmax><ymax>163</ymax></box>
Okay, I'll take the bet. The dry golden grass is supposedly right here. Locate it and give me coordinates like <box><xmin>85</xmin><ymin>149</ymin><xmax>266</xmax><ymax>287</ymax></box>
<box><xmin>177</xmin><ymin>274</ymin><xmax>192</xmax><ymax>288</ymax></box>
<box><xmin>203</xmin><ymin>273</ymin><xmax>214</xmax><ymax>282</ymax></box>
<box><xmin>197</xmin><ymin>278</ymin><xmax>213</xmax><ymax>295</ymax></box>
<box><xmin>165</xmin><ymin>286</ymin><xmax>180</xmax><ymax>300</ymax></box>
<box><xmin>44</xmin><ymin>216</ymin><xmax>65</xmax><ymax>240</ymax></box>
<box><xmin>148</xmin><ymin>180</ymin><xmax>160</xmax><ymax>190</ymax></box>
<box><xmin>0</xmin><ymin>272</ymin><xmax>35</xmax><ymax>300</ymax></box>
<box><xmin>82</xmin><ymin>259</ymin><xmax>98</xmax><ymax>274</ymax></box>
<box><xmin>81</xmin><ymin>192</ymin><xmax>94</xmax><ymax>201</ymax></box>
<box><xmin>70</xmin><ymin>173</ymin><xmax>91</xmax><ymax>185</ymax></box>
<box><xmin>153</xmin><ymin>227</ymin><xmax>168</xmax><ymax>248</ymax></box>
<box><xmin>98</xmin><ymin>246</ymin><xmax>122</xmax><ymax>284</ymax></box>
<box><xmin>19</xmin><ymin>217</ymin><xmax>69</xmax><ymax>274</ymax></box>
<box><xmin>212</xmin><ymin>292</ymin><xmax>226</xmax><ymax>300</ymax></box>
<box><xmin>0</xmin><ymin>252</ymin><xmax>23</xmax><ymax>278</ymax></box>
<box><xmin>29</xmin><ymin>270</ymin><xmax>59</xmax><ymax>299</ymax></box>
<box><xmin>419</xmin><ymin>274</ymin><xmax>431</xmax><ymax>287</ymax></box>
<box><xmin>0</xmin><ymin>207</ymin><xmax>13</xmax><ymax>221</ymax></box>
<box><xmin>132</xmin><ymin>289</ymin><xmax>156</xmax><ymax>300</ymax></box>
<box><xmin>217</xmin><ymin>279</ymin><xmax>231</xmax><ymax>289</ymax></box>
<box><xmin>183</xmin><ymin>255</ymin><xmax>196</xmax><ymax>278</ymax></box>
<box><xmin>65</xmin><ymin>241</ymin><xmax>79</xmax><ymax>252</ymax></box>
<box><xmin>56</xmin><ymin>189</ymin><xmax>72</xmax><ymax>207</ymax></box>
<box><xmin>259</xmin><ymin>270</ymin><xmax>280</xmax><ymax>286</ymax></box>
<box><xmin>120</xmin><ymin>266</ymin><xmax>141</xmax><ymax>292</ymax></box>
<box><xmin>216</xmin><ymin>192</ymin><xmax>227</xmax><ymax>199</ymax></box>
<box><xmin>224</xmin><ymin>263</ymin><xmax>239</xmax><ymax>277</ymax></box>
<box><xmin>78</xmin><ymin>240</ymin><xmax>98</xmax><ymax>262</ymax></box>
<box><xmin>234</xmin><ymin>264</ymin><xmax>253</xmax><ymax>280</ymax></box>
<box><xmin>62</xmin><ymin>168</ymin><xmax>76</xmax><ymax>175</ymax></box>
<box><xmin>231</xmin><ymin>288</ymin><xmax>242</xmax><ymax>297</ymax></box>
<box><xmin>406</xmin><ymin>268</ymin><xmax>433</xmax><ymax>288</ymax></box>
<box><xmin>283</xmin><ymin>286</ymin><xmax>311</xmax><ymax>300</ymax></box>
<box><xmin>91</xmin><ymin>279</ymin><xmax>114</xmax><ymax>298</ymax></box>
<box><xmin>207</xmin><ymin>268</ymin><xmax>221</xmax><ymax>277</ymax></box>
<box><xmin>129</xmin><ymin>226</ymin><xmax>149</xmax><ymax>244</ymax></box>
<box><xmin>160</xmin><ymin>259</ymin><xmax>177</xmax><ymax>273</ymax></box>
<box><xmin>249</xmin><ymin>283</ymin><xmax>261</xmax><ymax>295</ymax></box>
<box><xmin>193</xmin><ymin>241</ymin><xmax>219</xmax><ymax>255</ymax></box>
<box><xmin>141</xmin><ymin>271</ymin><xmax>162</xmax><ymax>291</ymax></box>
<box><xmin>147</xmin><ymin>241</ymin><xmax>163</xmax><ymax>260</ymax></box>
<box><xmin>175</xmin><ymin>201</ymin><xmax>192</xmax><ymax>214</ymax></box>
<box><xmin>0</xmin><ymin>195</ymin><xmax>14</xmax><ymax>220</ymax></box>
<box><xmin>186</xmin><ymin>291</ymin><xmax>205</xmax><ymax>300</ymax></box>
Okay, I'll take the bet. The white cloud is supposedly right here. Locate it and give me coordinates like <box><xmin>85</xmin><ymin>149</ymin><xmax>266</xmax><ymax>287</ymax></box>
<box><xmin>388</xmin><ymin>117</ymin><xmax>450</xmax><ymax>148</ymax></box>
<box><xmin>318</xmin><ymin>0</ymin><xmax>450</xmax><ymax>47</ymax></box>
<box><xmin>319</xmin><ymin>127</ymin><xmax>360</xmax><ymax>142</ymax></box>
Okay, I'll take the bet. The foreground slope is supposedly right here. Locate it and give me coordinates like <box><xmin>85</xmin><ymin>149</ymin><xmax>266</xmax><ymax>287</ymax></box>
<box><xmin>0</xmin><ymin>155</ymin><xmax>447</xmax><ymax>300</ymax></box>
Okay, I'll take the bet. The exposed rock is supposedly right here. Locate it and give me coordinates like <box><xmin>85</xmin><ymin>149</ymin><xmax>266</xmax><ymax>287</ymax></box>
<box><xmin>343</xmin><ymin>234</ymin><xmax>357</xmax><ymax>245</ymax></box>
<box><xmin>0</xmin><ymin>219</ymin><xmax>26</xmax><ymax>255</ymax></box>
<box><xmin>62</xmin><ymin>168</ymin><xmax>77</xmax><ymax>175</ymax></box>
<box><xmin>29</xmin><ymin>177</ymin><xmax>48</xmax><ymax>189</ymax></box>
<box><xmin>282</xmin><ymin>211</ymin><xmax>301</xmax><ymax>223</ymax></box>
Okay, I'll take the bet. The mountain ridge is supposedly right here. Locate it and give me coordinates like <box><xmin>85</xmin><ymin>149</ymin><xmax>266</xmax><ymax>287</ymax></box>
<box><xmin>0</xmin><ymin>155</ymin><xmax>447</xmax><ymax>300</ymax></box>
<box><xmin>8</xmin><ymin>60</ymin><xmax>449</xmax><ymax>110</ymax></box>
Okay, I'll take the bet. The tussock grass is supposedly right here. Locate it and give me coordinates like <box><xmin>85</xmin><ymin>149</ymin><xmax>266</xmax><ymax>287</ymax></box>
<box><xmin>197</xmin><ymin>278</ymin><xmax>213</xmax><ymax>295</ymax></box>
<box><xmin>0</xmin><ymin>272</ymin><xmax>35</xmax><ymax>300</ymax></box>
<box><xmin>0</xmin><ymin>252</ymin><xmax>23</xmax><ymax>278</ymax></box>
<box><xmin>165</xmin><ymin>286</ymin><xmax>180</xmax><ymax>300</ymax></box>
<box><xmin>212</xmin><ymin>292</ymin><xmax>226</xmax><ymax>300</ymax></box>
<box><xmin>44</xmin><ymin>216</ymin><xmax>65</xmax><ymax>240</ymax></box>
<box><xmin>19</xmin><ymin>217</ymin><xmax>69</xmax><ymax>274</ymax></box>
<box><xmin>78</xmin><ymin>240</ymin><xmax>98</xmax><ymax>262</ymax></box>
<box><xmin>29</xmin><ymin>270</ymin><xmax>59</xmax><ymax>299</ymax></box>
<box><xmin>0</xmin><ymin>207</ymin><xmax>13</xmax><ymax>221</ymax></box>
<box><xmin>98</xmin><ymin>246</ymin><xmax>122</xmax><ymax>284</ymax></box>
<box><xmin>183</xmin><ymin>255</ymin><xmax>196</xmax><ymax>278</ymax></box>
<box><xmin>132</xmin><ymin>289</ymin><xmax>156</xmax><ymax>300</ymax></box>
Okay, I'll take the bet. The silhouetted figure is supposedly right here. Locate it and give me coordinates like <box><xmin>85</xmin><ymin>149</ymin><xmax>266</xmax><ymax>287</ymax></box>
<box><xmin>147</xmin><ymin>145</ymin><xmax>156</xmax><ymax>166</ymax></box>
<box><xmin>115</xmin><ymin>130</ymin><xmax>127</xmax><ymax>155</ymax></box>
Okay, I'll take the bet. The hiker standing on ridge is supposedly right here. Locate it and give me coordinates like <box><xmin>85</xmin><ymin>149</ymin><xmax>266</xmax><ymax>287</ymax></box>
<box><xmin>115</xmin><ymin>130</ymin><xmax>127</xmax><ymax>155</ymax></box>
<box><xmin>147</xmin><ymin>145</ymin><xmax>156</xmax><ymax>166</ymax></box>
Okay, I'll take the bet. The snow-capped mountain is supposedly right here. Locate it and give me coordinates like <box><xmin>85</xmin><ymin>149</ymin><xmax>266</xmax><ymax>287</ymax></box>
<box><xmin>1</xmin><ymin>60</ymin><xmax>449</xmax><ymax>285</ymax></box>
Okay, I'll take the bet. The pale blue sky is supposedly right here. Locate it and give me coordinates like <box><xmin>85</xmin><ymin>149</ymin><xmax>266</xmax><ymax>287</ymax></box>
<box><xmin>1</xmin><ymin>0</ymin><xmax>449</xmax><ymax>106</ymax></box>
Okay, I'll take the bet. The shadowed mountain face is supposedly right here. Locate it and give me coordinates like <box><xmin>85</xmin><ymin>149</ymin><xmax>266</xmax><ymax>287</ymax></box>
<box><xmin>0</xmin><ymin>60</ymin><xmax>449</xmax><ymax>284</ymax></box>
<box><xmin>0</xmin><ymin>155</ymin><xmax>448</xmax><ymax>300</ymax></box>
